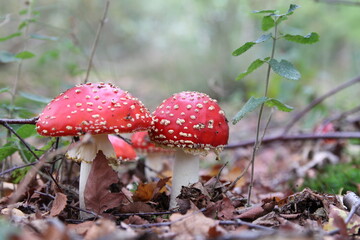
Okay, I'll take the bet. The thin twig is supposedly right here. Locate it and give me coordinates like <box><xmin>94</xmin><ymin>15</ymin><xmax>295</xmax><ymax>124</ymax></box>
<box><xmin>225</xmin><ymin>131</ymin><xmax>360</xmax><ymax>149</ymax></box>
<box><xmin>0</xmin><ymin>117</ymin><xmax>38</xmax><ymax>125</ymax></box>
<box><xmin>283</xmin><ymin>75</ymin><xmax>360</xmax><ymax>135</ymax></box>
<box><xmin>0</xmin><ymin>162</ymin><xmax>37</xmax><ymax>176</ymax></box>
<box><xmin>83</xmin><ymin>0</ymin><xmax>110</xmax><ymax>84</ymax></box>
<box><xmin>220</xmin><ymin>219</ymin><xmax>275</xmax><ymax>231</ymax></box>
<box><xmin>113</xmin><ymin>210</ymin><xmax>179</xmax><ymax>217</ymax></box>
<box><xmin>1</xmin><ymin>122</ymin><xmax>39</xmax><ymax>161</ymax></box>
<box><xmin>327</xmin><ymin>105</ymin><xmax>360</xmax><ymax>123</ymax></box>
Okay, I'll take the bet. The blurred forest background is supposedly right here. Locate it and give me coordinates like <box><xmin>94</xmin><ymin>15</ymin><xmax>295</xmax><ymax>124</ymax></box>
<box><xmin>1</xmin><ymin>0</ymin><xmax>360</xmax><ymax>141</ymax></box>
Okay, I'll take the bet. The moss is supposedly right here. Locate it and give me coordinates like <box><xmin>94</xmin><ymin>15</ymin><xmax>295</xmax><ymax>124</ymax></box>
<box><xmin>300</xmin><ymin>159</ymin><xmax>360</xmax><ymax>194</ymax></box>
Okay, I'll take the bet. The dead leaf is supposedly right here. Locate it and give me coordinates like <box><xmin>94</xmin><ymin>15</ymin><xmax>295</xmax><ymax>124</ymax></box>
<box><xmin>119</xmin><ymin>202</ymin><xmax>155</xmax><ymax>213</ymax></box>
<box><xmin>124</xmin><ymin>215</ymin><xmax>149</xmax><ymax>225</ymax></box>
<box><xmin>84</xmin><ymin>151</ymin><xmax>126</xmax><ymax>215</ymax></box>
<box><xmin>50</xmin><ymin>192</ymin><xmax>67</xmax><ymax>217</ymax></box>
<box><xmin>237</xmin><ymin>198</ymin><xmax>276</xmax><ymax>221</ymax></box>
<box><xmin>67</xmin><ymin>221</ymin><xmax>94</xmax><ymax>237</ymax></box>
<box><xmin>170</xmin><ymin>208</ymin><xmax>225</xmax><ymax>240</ymax></box>
<box><xmin>84</xmin><ymin>219</ymin><xmax>116</xmax><ymax>240</ymax></box>
<box><xmin>208</xmin><ymin>225</ymin><xmax>225</xmax><ymax>239</ymax></box>
<box><xmin>133</xmin><ymin>177</ymin><xmax>170</xmax><ymax>202</ymax></box>
<box><xmin>217</xmin><ymin>197</ymin><xmax>235</xmax><ymax>220</ymax></box>
<box><xmin>333</xmin><ymin>214</ymin><xmax>348</xmax><ymax>236</ymax></box>
<box><xmin>133</xmin><ymin>182</ymin><xmax>157</xmax><ymax>202</ymax></box>
<box><xmin>323</xmin><ymin>204</ymin><xmax>360</xmax><ymax>234</ymax></box>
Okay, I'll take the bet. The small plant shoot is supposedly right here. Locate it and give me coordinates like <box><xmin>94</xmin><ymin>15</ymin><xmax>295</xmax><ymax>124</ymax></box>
<box><xmin>231</xmin><ymin>4</ymin><xmax>319</xmax><ymax>206</ymax></box>
<box><xmin>232</xmin><ymin>3</ymin><xmax>319</xmax><ymax>124</ymax></box>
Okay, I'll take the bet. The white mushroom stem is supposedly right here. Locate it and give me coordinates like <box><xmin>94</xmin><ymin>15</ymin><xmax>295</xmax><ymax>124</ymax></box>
<box><xmin>169</xmin><ymin>150</ymin><xmax>199</xmax><ymax>209</ymax></box>
<box><xmin>79</xmin><ymin>161</ymin><xmax>92</xmax><ymax>216</ymax></box>
<box><xmin>144</xmin><ymin>152</ymin><xmax>172</xmax><ymax>181</ymax></box>
<box><xmin>66</xmin><ymin>134</ymin><xmax>116</xmax><ymax>218</ymax></box>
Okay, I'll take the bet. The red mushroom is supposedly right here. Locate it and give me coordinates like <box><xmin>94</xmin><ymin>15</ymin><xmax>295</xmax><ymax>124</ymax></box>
<box><xmin>36</xmin><ymin>82</ymin><xmax>152</xmax><ymax>217</ymax></box>
<box><xmin>108</xmin><ymin>134</ymin><xmax>137</xmax><ymax>173</ymax></box>
<box><xmin>131</xmin><ymin>131</ymin><xmax>174</xmax><ymax>181</ymax></box>
<box><xmin>109</xmin><ymin>135</ymin><xmax>137</xmax><ymax>161</ymax></box>
<box><xmin>149</xmin><ymin>91</ymin><xmax>229</xmax><ymax>209</ymax></box>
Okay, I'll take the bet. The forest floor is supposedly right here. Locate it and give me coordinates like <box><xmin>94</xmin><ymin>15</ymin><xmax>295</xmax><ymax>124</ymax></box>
<box><xmin>1</xmin><ymin>131</ymin><xmax>360</xmax><ymax>240</ymax></box>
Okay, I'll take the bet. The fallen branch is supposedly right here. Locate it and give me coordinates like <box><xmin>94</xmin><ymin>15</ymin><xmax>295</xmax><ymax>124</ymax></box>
<box><xmin>283</xmin><ymin>75</ymin><xmax>360</xmax><ymax>135</ymax></box>
<box><xmin>343</xmin><ymin>191</ymin><xmax>360</xmax><ymax>218</ymax></box>
<box><xmin>225</xmin><ymin>131</ymin><xmax>360</xmax><ymax>149</ymax></box>
<box><xmin>326</xmin><ymin>191</ymin><xmax>360</xmax><ymax>236</ymax></box>
<box><xmin>0</xmin><ymin>117</ymin><xmax>38</xmax><ymax>125</ymax></box>
<box><xmin>113</xmin><ymin>210</ymin><xmax>179</xmax><ymax>217</ymax></box>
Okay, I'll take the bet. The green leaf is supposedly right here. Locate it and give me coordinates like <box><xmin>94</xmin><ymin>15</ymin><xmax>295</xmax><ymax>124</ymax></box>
<box><xmin>233</xmin><ymin>34</ymin><xmax>271</xmax><ymax>56</ymax></box>
<box><xmin>255</xmin><ymin>33</ymin><xmax>272</xmax><ymax>43</ymax></box>
<box><xmin>0</xmin><ymin>51</ymin><xmax>18</xmax><ymax>63</ymax></box>
<box><xmin>232</xmin><ymin>96</ymin><xmax>268</xmax><ymax>125</ymax></box>
<box><xmin>18</xmin><ymin>21</ymin><xmax>28</xmax><ymax>30</ymax></box>
<box><xmin>15</xmin><ymin>51</ymin><xmax>35</xmax><ymax>59</ymax></box>
<box><xmin>0</xmin><ymin>144</ymin><xmax>18</xmax><ymax>162</ymax></box>
<box><xmin>30</xmin><ymin>34</ymin><xmax>58</xmax><ymax>41</ymax></box>
<box><xmin>283</xmin><ymin>32</ymin><xmax>320</xmax><ymax>44</ymax></box>
<box><xmin>265</xmin><ymin>98</ymin><xmax>294</xmax><ymax>112</ymax></box>
<box><xmin>235</xmin><ymin>57</ymin><xmax>269</xmax><ymax>80</ymax></box>
<box><xmin>16</xmin><ymin>125</ymin><xmax>37</xmax><ymax>139</ymax></box>
<box><xmin>232</xmin><ymin>42</ymin><xmax>256</xmax><ymax>56</ymax></box>
<box><xmin>253</xmin><ymin>10</ymin><xmax>277</xmax><ymax>14</ymax></box>
<box><xmin>0</xmin><ymin>32</ymin><xmax>22</xmax><ymax>42</ymax></box>
<box><xmin>269</xmin><ymin>59</ymin><xmax>301</xmax><ymax>80</ymax></box>
<box><xmin>19</xmin><ymin>9</ymin><xmax>28</xmax><ymax>15</ymax></box>
<box><xmin>262</xmin><ymin>16</ymin><xmax>275</xmax><ymax>31</ymax></box>
<box><xmin>19</xmin><ymin>91</ymin><xmax>52</xmax><ymax>104</ymax></box>
<box><xmin>286</xmin><ymin>4</ymin><xmax>300</xmax><ymax>16</ymax></box>
<box><xmin>0</xmin><ymin>87</ymin><xmax>10</xmax><ymax>94</ymax></box>
<box><xmin>276</xmin><ymin>15</ymin><xmax>288</xmax><ymax>25</ymax></box>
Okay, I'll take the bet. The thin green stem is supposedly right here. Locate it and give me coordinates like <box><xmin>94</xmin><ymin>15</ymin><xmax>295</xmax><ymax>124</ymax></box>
<box><xmin>246</xmin><ymin>22</ymin><xmax>278</xmax><ymax>207</ymax></box>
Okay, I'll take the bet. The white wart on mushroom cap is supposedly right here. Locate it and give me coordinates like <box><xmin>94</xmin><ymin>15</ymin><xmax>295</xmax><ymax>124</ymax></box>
<box><xmin>36</xmin><ymin>82</ymin><xmax>152</xmax><ymax>138</ymax></box>
<box><xmin>149</xmin><ymin>91</ymin><xmax>229</xmax><ymax>156</ymax></box>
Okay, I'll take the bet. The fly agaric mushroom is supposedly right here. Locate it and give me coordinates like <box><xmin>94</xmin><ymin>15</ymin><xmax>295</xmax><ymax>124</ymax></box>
<box><xmin>36</xmin><ymin>82</ymin><xmax>152</xmax><ymax>217</ymax></box>
<box><xmin>149</xmin><ymin>91</ymin><xmax>229</xmax><ymax>209</ymax></box>
<box><xmin>109</xmin><ymin>134</ymin><xmax>137</xmax><ymax>173</ymax></box>
<box><xmin>131</xmin><ymin>131</ymin><xmax>174</xmax><ymax>181</ymax></box>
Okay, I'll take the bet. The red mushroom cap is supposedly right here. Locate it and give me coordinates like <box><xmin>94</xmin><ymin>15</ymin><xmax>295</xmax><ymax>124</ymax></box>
<box><xmin>36</xmin><ymin>82</ymin><xmax>152</xmax><ymax>137</ymax></box>
<box><xmin>131</xmin><ymin>131</ymin><xmax>174</xmax><ymax>154</ymax></box>
<box><xmin>108</xmin><ymin>135</ymin><xmax>137</xmax><ymax>161</ymax></box>
<box><xmin>149</xmin><ymin>91</ymin><xmax>229</xmax><ymax>155</ymax></box>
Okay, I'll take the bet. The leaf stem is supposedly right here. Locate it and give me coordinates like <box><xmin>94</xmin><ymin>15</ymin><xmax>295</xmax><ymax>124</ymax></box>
<box><xmin>246</xmin><ymin>22</ymin><xmax>278</xmax><ymax>207</ymax></box>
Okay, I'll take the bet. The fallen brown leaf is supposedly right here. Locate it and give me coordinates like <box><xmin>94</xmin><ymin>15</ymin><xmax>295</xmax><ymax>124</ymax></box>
<box><xmin>170</xmin><ymin>205</ymin><xmax>226</xmax><ymax>239</ymax></box>
<box><xmin>84</xmin><ymin>151</ymin><xmax>126</xmax><ymax>215</ymax></box>
<box><xmin>67</xmin><ymin>221</ymin><xmax>94</xmax><ymax>237</ymax></box>
<box><xmin>133</xmin><ymin>182</ymin><xmax>157</xmax><ymax>202</ymax></box>
<box><xmin>118</xmin><ymin>202</ymin><xmax>155</xmax><ymax>213</ymax></box>
<box><xmin>236</xmin><ymin>198</ymin><xmax>276</xmax><ymax>221</ymax></box>
<box><xmin>84</xmin><ymin>219</ymin><xmax>117</xmax><ymax>240</ymax></box>
<box><xmin>50</xmin><ymin>192</ymin><xmax>67</xmax><ymax>217</ymax></box>
<box><xmin>217</xmin><ymin>197</ymin><xmax>235</xmax><ymax>220</ymax></box>
<box><xmin>124</xmin><ymin>215</ymin><xmax>149</xmax><ymax>225</ymax></box>
<box><xmin>133</xmin><ymin>177</ymin><xmax>171</xmax><ymax>202</ymax></box>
